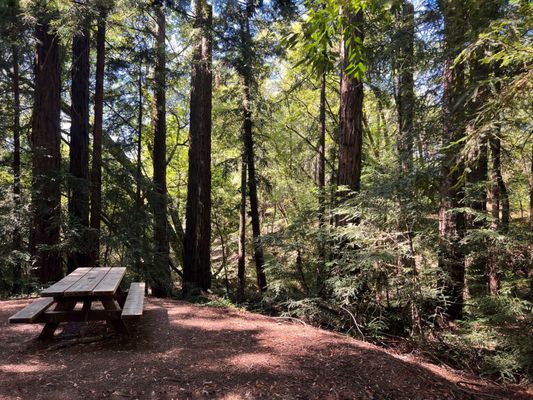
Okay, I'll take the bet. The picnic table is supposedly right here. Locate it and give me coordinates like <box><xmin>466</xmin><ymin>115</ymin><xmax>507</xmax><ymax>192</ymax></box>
<box><xmin>8</xmin><ymin>267</ymin><xmax>145</xmax><ymax>339</ymax></box>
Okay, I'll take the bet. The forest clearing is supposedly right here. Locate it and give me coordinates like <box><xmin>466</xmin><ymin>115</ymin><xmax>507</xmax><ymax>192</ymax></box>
<box><xmin>1</xmin><ymin>297</ymin><xmax>532</xmax><ymax>400</ymax></box>
<box><xmin>0</xmin><ymin>0</ymin><xmax>532</xmax><ymax>398</ymax></box>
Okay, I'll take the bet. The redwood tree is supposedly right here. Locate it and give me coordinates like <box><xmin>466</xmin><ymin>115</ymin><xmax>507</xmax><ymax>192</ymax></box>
<box><xmin>30</xmin><ymin>6</ymin><xmax>63</xmax><ymax>283</ymax></box>
<box><xmin>68</xmin><ymin>12</ymin><xmax>91</xmax><ymax>271</ymax></box>
<box><xmin>151</xmin><ymin>2</ymin><xmax>171</xmax><ymax>296</ymax></box>
<box><xmin>183</xmin><ymin>0</ymin><xmax>213</xmax><ymax>293</ymax></box>
<box><xmin>89</xmin><ymin>4</ymin><xmax>108</xmax><ymax>267</ymax></box>
<box><xmin>438</xmin><ymin>0</ymin><xmax>467</xmax><ymax>320</ymax></box>
<box><xmin>337</xmin><ymin>8</ymin><xmax>364</xmax><ymax>222</ymax></box>
<box><xmin>396</xmin><ymin>0</ymin><xmax>415</xmax><ymax>175</ymax></box>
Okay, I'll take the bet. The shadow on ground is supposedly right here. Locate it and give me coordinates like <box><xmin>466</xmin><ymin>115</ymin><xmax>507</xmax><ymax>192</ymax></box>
<box><xmin>0</xmin><ymin>298</ymin><xmax>530</xmax><ymax>400</ymax></box>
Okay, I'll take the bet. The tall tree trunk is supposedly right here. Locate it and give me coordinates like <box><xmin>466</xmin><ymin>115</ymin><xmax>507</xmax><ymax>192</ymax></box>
<box><xmin>30</xmin><ymin>13</ymin><xmax>63</xmax><ymax>283</ymax></box>
<box><xmin>134</xmin><ymin>63</ymin><xmax>145</xmax><ymax>275</ymax></box>
<box><xmin>12</xmin><ymin>43</ymin><xmax>22</xmax><ymax>291</ymax></box>
<box><xmin>490</xmin><ymin>136</ymin><xmax>501</xmax><ymax>229</ymax></box>
<box><xmin>530</xmin><ymin>145</ymin><xmax>533</xmax><ymax>230</ymax></box>
<box><xmin>243</xmin><ymin>75</ymin><xmax>267</xmax><ymax>292</ymax></box>
<box><xmin>90</xmin><ymin>6</ymin><xmax>107</xmax><ymax>267</ymax></box>
<box><xmin>136</xmin><ymin>64</ymin><xmax>143</xmax><ymax>204</ymax></box>
<box><xmin>438</xmin><ymin>0</ymin><xmax>466</xmax><ymax>320</ymax></box>
<box><xmin>396</xmin><ymin>1</ymin><xmax>418</xmax><ymax>331</ymax></box>
<box><xmin>337</xmin><ymin>9</ymin><xmax>364</xmax><ymax>225</ymax></box>
<box><xmin>467</xmin><ymin>1</ymin><xmax>501</xmax><ymax>295</ymax></box>
<box><xmin>152</xmin><ymin>3</ymin><xmax>170</xmax><ymax>296</ymax></box>
<box><xmin>489</xmin><ymin>133</ymin><xmax>509</xmax><ymax>232</ymax></box>
<box><xmin>237</xmin><ymin>158</ymin><xmax>247</xmax><ymax>301</ymax></box>
<box><xmin>397</xmin><ymin>0</ymin><xmax>415</xmax><ymax>175</ymax></box>
<box><xmin>68</xmin><ymin>17</ymin><xmax>91</xmax><ymax>272</ymax></box>
<box><xmin>240</xmin><ymin>6</ymin><xmax>267</xmax><ymax>293</ymax></box>
<box><xmin>183</xmin><ymin>0</ymin><xmax>213</xmax><ymax>293</ymax></box>
<box><xmin>317</xmin><ymin>72</ymin><xmax>326</xmax><ymax>292</ymax></box>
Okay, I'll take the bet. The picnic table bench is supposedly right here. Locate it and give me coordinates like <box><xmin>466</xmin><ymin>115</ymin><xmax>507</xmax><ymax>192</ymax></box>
<box><xmin>8</xmin><ymin>267</ymin><xmax>145</xmax><ymax>339</ymax></box>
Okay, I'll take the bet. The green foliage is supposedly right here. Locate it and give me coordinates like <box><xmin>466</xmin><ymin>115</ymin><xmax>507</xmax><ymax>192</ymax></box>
<box><xmin>0</xmin><ymin>0</ymin><xmax>532</xmax><ymax>386</ymax></box>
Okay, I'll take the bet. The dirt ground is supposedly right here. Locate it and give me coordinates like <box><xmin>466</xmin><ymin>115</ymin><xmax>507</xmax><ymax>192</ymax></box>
<box><xmin>1</xmin><ymin>298</ymin><xmax>531</xmax><ymax>400</ymax></box>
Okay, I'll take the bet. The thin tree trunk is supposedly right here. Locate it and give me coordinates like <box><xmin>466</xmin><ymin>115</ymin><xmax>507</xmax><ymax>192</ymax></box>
<box><xmin>530</xmin><ymin>145</ymin><xmax>533</xmax><ymax>230</ymax></box>
<box><xmin>490</xmin><ymin>133</ymin><xmax>510</xmax><ymax>233</ymax></box>
<box><xmin>396</xmin><ymin>1</ymin><xmax>418</xmax><ymax>332</ymax></box>
<box><xmin>90</xmin><ymin>6</ymin><xmax>107</xmax><ymax>267</ymax></box>
<box><xmin>133</xmin><ymin>63</ymin><xmax>145</xmax><ymax>276</ymax></box>
<box><xmin>12</xmin><ymin>43</ymin><xmax>22</xmax><ymax>291</ymax></box>
<box><xmin>152</xmin><ymin>3</ymin><xmax>170</xmax><ymax>296</ymax></box>
<box><xmin>237</xmin><ymin>158</ymin><xmax>247</xmax><ymax>301</ymax></box>
<box><xmin>337</xmin><ymin>9</ymin><xmax>364</xmax><ymax>225</ymax></box>
<box><xmin>243</xmin><ymin>77</ymin><xmax>267</xmax><ymax>292</ymax></box>
<box><xmin>397</xmin><ymin>0</ymin><xmax>415</xmax><ymax>174</ymax></box>
<box><xmin>438</xmin><ymin>0</ymin><xmax>466</xmax><ymax>320</ymax></box>
<box><xmin>68</xmin><ymin>16</ymin><xmax>91</xmax><ymax>272</ymax></box>
<box><xmin>240</xmin><ymin>7</ymin><xmax>267</xmax><ymax>293</ymax></box>
<box><xmin>490</xmin><ymin>136</ymin><xmax>501</xmax><ymax>229</ymax></box>
<box><xmin>183</xmin><ymin>0</ymin><xmax>213</xmax><ymax>293</ymax></box>
<box><xmin>136</xmin><ymin>64</ymin><xmax>143</xmax><ymax>205</ymax></box>
<box><xmin>466</xmin><ymin>2</ymin><xmax>504</xmax><ymax>295</ymax></box>
<box><xmin>30</xmin><ymin>13</ymin><xmax>63</xmax><ymax>283</ymax></box>
<box><xmin>317</xmin><ymin>72</ymin><xmax>326</xmax><ymax>292</ymax></box>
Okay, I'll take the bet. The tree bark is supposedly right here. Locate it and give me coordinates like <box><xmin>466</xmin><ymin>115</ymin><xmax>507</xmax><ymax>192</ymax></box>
<box><xmin>239</xmin><ymin>5</ymin><xmax>267</xmax><ymax>293</ymax></box>
<box><xmin>89</xmin><ymin>6</ymin><xmax>107</xmax><ymax>267</ymax></box>
<box><xmin>183</xmin><ymin>0</ymin><xmax>213</xmax><ymax>293</ymax></box>
<box><xmin>237</xmin><ymin>158</ymin><xmax>247</xmax><ymax>301</ymax></box>
<box><xmin>136</xmin><ymin>63</ymin><xmax>143</xmax><ymax>205</ymax></box>
<box><xmin>467</xmin><ymin>1</ymin><xmax>501</xmax><ymax>295</ymax></box>
<box><xmin>397</xmin><ymin>1</ymin><xmax>415</xmax><ymax>175</ymax></box>
<box><xmin>530</xmin><ymin>145</ymin><xmax>533</xmax><ymax>230</ymax></box>
<box><xmin>68</xmin><ymin>16</ymin><xmax>91</xmax><ymax>272</ymax></box>
<box><xmin>438</xmin><ymin>0</ymin><xmax>466</xmax><ymax>320</ymax></box>
<box><xmin>243</xmin><ymin>76</ymin><xmax>267</xmax><ymax>292</ymax></box>
<box><xmin>337</xmin><ymin>9</ymin><xmax>364</xmax><ymax>225</ymax></box>
<box><xmin>12</xmin><ymin>43</ymin><xmax>22</xmax><ymax>291</ymax></box>
<box><xmin>317</xmin><ymin>72</ymin><xmax>326</xmax><ymax>291</ymax></box>
<box><xmin>151</xmin><ymin>3</ymin><xmax>171</xmax><ymax>296</ymax></box>
<box><xmin>396</xmin><ymin>1</ymin><xmax>418</xmax><ymax>330</ymax></box>
<box><xmin>30</xmin><ymin>13</ymin><xmax>63</xmax><ymax>283</ymax></box>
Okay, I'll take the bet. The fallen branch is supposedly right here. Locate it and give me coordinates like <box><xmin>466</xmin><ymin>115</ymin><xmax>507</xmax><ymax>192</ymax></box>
<box><xmin>46</xmin><ymin>334</ymin><xmax>114</xmax><ymax>351</ymax></box>
<box><xmin>340</xmin><ymin>305</ymin><xmax>365</xmax><ymax>341</ymax></box>
<box><xmin>455</xmin><ymin>381</ymin><xmax>505</xmax><ymax>399</ymax></box>
<box><xmin>272</xmin><ymin>316</ymin><xmax>307</xmax><ymax>326</ymax></box>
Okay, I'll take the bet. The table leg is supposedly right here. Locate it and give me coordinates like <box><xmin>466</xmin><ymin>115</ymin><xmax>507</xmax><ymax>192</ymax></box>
<box><xmin>100</xmin><ymin>298</ymin><xmax>128</xmax><ymax>334</ymax></box>
<box><xmin>81</xmin><ymin>300</ymin><xmax>92</xmax><ymax>321</ymax></box>
<box><xmin>115</xmin><ymin>287</ymin><xmax>126</xmax><ymax>308</ymax></box>
<box><xmin>38</xmin><ymin>299</ymin><xmax>77</xmax><ymax>340</ymax></box>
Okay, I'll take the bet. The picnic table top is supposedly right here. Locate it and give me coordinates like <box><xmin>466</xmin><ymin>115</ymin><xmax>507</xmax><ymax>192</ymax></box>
<box><xmin>41</xmin><ymin>267</ymin><xmax>127</xmax><ymax>298</ymax></box>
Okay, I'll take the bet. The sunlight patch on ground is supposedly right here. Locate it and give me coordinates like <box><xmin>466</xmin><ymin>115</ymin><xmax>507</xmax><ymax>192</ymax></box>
<box><xmin>0</xmin><ymin>361</ymin><xmax>59</xmax><ymax>374</ymax></box>
<box><xmin>227</xmin><ymin>353</ymin><xmax>288</xmax><ymax>372</ymax></box>
<box><xmin>170</xmin><ymin>317</ymin><xmax>253</xmax><ymax>331</ymax></box>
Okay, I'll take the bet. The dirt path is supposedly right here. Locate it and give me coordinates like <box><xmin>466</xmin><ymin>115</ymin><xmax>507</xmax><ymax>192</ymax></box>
<box><xmin>0</xmin><ymin>298</ymin><xmax>530</xmax><ymax>400</ymax></box>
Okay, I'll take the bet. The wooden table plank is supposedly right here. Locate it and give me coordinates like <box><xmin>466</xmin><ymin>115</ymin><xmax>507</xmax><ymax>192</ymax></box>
<box><xmin>64</xmin><ymin>267</ymin><xmax>111</xmax><ymax>296</ymax></box>
<box><xmin>122</xmin><ymin>282</ymin><xmax>145</xmax><ymax>318</ymax></box>
<box><xmin>41</xmin><ymin>267</ymin><xmax>92</xmax><ymax>297</ymax></box>
<box><xmin>8</xmin><ymin>298</ymin><xmax>55</xmax><ymax>323</ymax></box>
<box><xmin>93</xmin><ymin>267</ymin><xmax>126</xmax><ymax>296</ymax></box>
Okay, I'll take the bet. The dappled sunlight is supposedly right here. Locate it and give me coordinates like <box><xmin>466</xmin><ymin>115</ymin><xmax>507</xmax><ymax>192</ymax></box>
<box><xmin>0</xmin><ymin>298</ymin><xmax>529</xmax><ymax>400</ymax></box>
<box><xmin>0</xmin><ymin>361</ymin><xmax>59</xmax><ymax>374</ymax></box>
<box><xmin>227</xmin><ymin>353</ymin><xmax>289</xmax><ymax>372</ymax></box>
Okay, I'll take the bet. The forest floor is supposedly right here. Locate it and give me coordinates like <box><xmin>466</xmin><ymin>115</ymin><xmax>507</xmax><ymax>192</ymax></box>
<box><xmin>0</xmin><ymin>298</ymin><xmax>531</xmax><ymax>400</ymax></box>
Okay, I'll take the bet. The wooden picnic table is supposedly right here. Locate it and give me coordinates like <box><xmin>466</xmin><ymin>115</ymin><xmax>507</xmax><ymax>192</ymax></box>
<box><xmin>8</xmin><ymin>267</ymin><xmax>145</xmax><ymax>339</ymax></box>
